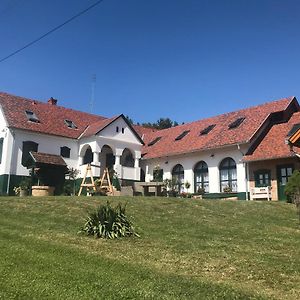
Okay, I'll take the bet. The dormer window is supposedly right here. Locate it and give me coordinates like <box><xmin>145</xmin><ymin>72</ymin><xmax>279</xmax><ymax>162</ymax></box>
<box><xmin>228</xmin><ymin>117</ymin><xmax>245</xmax><ymax>129</ymax></box>
<box><xmin>64</xmin><ymin>119</ymin><xmax>77</xmax><ymax>129</ymax></box>
<box><xmin>25</xmin><ymin>110</ymin><xmax>39</xmax><ymax>123</ymax></box>
<box><xmin>287</xmin><ymin>123</ymin><xmax>300</xmax><ymax>137</ymax></box>
<box><xmin>148</xmin><ymin>137</ymin><xmax>162</xmax><ymax>146</ymax></box>
<box><xmin>175</xmin><ymin>130</ymin><xmax>190</xmax><ymax>141</ymax></box>
<box><xmin>200</xmin><ymin>124</ymin><xmax>215</xmax><ymax>135</ymax></box>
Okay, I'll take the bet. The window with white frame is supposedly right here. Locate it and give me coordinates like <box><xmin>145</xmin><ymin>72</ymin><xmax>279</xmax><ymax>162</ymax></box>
<box><xmin>172</xmin><ymin>164</ymin><xmax>184</xmax><ymax>192</ymax></box>
<box><xmin>194</xmin><ymin>161</ymin><xmax>209</xmax><ymax>193</ymax></box>
<box><xmin>219</xmin><ymin>157</ymin><xmax>237</xmax><ymax>192</ymax></box>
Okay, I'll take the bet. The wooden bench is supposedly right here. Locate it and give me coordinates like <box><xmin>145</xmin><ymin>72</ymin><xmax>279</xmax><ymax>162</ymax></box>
<box><xmin>250</xmin><ymin>186</ymin><xmax>272</xmax><ymax>201</ymax></box>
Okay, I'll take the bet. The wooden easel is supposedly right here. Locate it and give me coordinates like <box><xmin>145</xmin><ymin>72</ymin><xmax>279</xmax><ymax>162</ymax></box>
<box><xmin>99</xmin><ymin>168</ymin><xmax>114</xmax><ymax>196</ymax></box>
<box><xmin>78</xmin><ymin>164</ymin><xmax>96</xmax><ymax>196</ymax></box>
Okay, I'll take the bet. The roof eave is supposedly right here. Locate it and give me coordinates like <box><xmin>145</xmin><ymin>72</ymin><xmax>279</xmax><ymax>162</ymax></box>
<box><xmin>243</xmin><ymin>153</ymin><xmax>295</xmax><ymax>163</ymax></box>
<box><xmin>142</xmin><ymin>141</ymin><xmax>249</xmax><ymax>160</ymax></box>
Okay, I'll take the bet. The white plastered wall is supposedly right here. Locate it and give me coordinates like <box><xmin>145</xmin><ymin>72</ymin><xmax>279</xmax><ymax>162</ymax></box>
<box><xmin>140</xmin><ymin>144</ymin><xmax>248</xmax><ymax>193</ymax></box>
<box><xmin>78</xmin><ymin>117</ymin><xmax>142</xmax><ymax>180</ymax></box>
<box><xmin>0</xmin><ymin>107</ymin><xmax>11</xmax><ymax>175</ymax></box>
<box><xmin>11</xmin><ymin>129</ymin><xmax>79</xmax><ymax>176</ymax></box>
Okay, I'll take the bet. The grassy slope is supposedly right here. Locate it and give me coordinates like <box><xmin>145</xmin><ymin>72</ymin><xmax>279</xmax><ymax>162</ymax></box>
<box><xmin>0</xmin><ymin>196</ymin><xmax>299</xmax><ymax>300</ymax></box>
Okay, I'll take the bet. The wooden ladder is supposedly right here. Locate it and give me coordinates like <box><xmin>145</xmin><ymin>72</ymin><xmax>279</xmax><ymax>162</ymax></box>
<box><xmin>99</xmin><ymin>168</ymin><xmax>114</xmax><ymax>196</ymax></box>
<box><xmin>78</xmin><ymin>164</ymin><xmax>97</xmax><ymax>196</ymax></box>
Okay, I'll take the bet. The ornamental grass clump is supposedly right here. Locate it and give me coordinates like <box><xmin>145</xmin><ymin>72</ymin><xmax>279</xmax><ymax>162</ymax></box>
<box><xmin>79</xmin><ymin>201</ymin><xmax>139</xmax><ymax>239</ymax></box>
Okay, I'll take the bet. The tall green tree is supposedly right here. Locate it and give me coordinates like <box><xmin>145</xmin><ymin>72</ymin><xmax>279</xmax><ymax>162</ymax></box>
<box><xmin>142</xmin><ymin>118</ymin><xmax>178</xmax><ymax>129</ymax></box>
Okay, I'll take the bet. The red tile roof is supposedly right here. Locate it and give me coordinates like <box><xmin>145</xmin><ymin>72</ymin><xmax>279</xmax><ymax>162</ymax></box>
<box><xmin>133</xmin><ymin>125</ymin><xmax>158</xmax><ymax>137</ymax></box>
<box><xmin>0</xmin><ymin>92</ymin><xmax>107</xmax><ymax>139</ymax></box>
<box><xmin>244</xmin><ymin>112</ymin><xmax>300</xmax><ymax>162</ymax></box>
<box><xmin>141</xmin><ymin>97</ymin><xmax>297</xmax><ymax>159</ymax></box>
<box><xmin>1</xmin><ymin>92</ymin><xmax>297</xmax><ymax>161</ymax></box>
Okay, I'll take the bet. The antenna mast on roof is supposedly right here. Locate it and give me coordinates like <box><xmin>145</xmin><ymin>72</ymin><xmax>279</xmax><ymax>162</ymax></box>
<box><xmin>90</xmin><ymin>74</ymin><xmax>96</xmax><ymax>113</ymax></box>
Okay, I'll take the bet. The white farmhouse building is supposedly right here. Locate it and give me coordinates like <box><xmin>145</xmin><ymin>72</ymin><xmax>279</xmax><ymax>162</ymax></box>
<box><xmin>1</xmin><ymin>91</ymin><xmax>300</xmax><ymax>200</ymax></box>
<box><xmin>0</xmin><ymin>93</ymin><xmax>144</xmax><ymax>195</ymax></box>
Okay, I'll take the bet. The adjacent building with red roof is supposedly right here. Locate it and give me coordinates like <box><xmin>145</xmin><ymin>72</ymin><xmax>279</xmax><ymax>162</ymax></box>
<box><xmin>0</xmin><ymin>91</ymin><xmax>299</xmax><ymax>200</ymax></box>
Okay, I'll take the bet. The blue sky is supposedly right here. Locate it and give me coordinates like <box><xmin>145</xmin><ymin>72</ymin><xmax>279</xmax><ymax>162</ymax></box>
<box><xmin>0</xmin><ymin>0</ymin><xmax>300</xmax><ymax>124</ymax></box>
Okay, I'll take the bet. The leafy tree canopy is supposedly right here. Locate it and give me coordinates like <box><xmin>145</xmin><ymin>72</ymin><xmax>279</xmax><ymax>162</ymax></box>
<box><xmin>125</xmin><ymin>116</ymin><xmax>179</xmax><ymax>130</ymax></box>
<box><xmin>142</xmin><ymin>118</ymin><xmax>178</xmax><ymax>129</ymax></box>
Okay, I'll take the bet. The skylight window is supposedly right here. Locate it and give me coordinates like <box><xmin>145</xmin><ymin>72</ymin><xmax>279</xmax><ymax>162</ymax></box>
<box><xmin>25</xmin><ymin>110</ymin><xmax>39</xmax><ymax>123</ymax></box>
<box><xmin>148</xmin><ymin>137</ymin><xmax>162</xmax><ymax>146</ymax></box>
<box><xmin>228</xmin><ymin>117</ymin><xmax>245</xmax><ymax>129</ymax></box>
<box><xmin>200</xmin><ymin>124</ymin><xmax>215</xmax><ymax>135</ymax></box>
<box><xmin>175</xmin><ymin>130</ymin><xmax>190</xmax><ymax>141</ymax></box>
<box><xmin>64</xmin><ymin>119</ymin><xmax>77</xmax><ymax>129</ymax></box>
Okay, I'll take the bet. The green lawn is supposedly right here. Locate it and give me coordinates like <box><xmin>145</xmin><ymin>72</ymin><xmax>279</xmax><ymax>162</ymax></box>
<box><xmin>0</xmin><ymin>196</ymin><xmax>299</xmax><ymax>300</ymax></box>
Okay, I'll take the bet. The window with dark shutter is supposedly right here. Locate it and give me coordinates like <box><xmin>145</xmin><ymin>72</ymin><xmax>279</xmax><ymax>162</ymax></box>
<box><xmin>22</xmin><ymin>141</ymin><xmax>38</xmax><ymax>167</ymax></box>
<box><xmin>60</xmin><ymin>146</ymin><xmax>71</xmax><ymax>158</ymax></box>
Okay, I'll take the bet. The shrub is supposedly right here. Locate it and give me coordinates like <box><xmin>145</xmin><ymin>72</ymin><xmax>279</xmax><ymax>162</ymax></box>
<box><xmin>163</xmin><ymin>178</ymin><xmax>181</xmax><ymax>197</ymax></box>
<box><xmin>196</xmin><ymin>187</ymin><xmax>206</xmax><ymax>195</ymax></box>
<box><xmin>79</xmin><ymin>201</ymin><xmax>139</xmax><ymax>239</ymax></box>
<box><xmin>19</xmin><ymin>177</ymin><xmax>32</xmax><ymax>189</ymax></box>
<box><xmin>285</xmin><ymin>170</ymin><xmax>300</xmax><ymax>223</ymax></box>
<box><xmin>285</xmin><ymin>170</ymin><xmax>300</xmax><ymax>201</ymax></box>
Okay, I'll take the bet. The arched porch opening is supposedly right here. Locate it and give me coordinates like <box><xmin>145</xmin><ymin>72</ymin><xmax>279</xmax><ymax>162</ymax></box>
<box><xmin>83</xmin><ymin>146</ymin><xmax>93</xmax><ymax>165</ymax></box>
<box><xmin>99</xmin><ymin>145</ymin><xmax>115</xmax><ymax>171</ymax></box>
<box><xmin>121</xmin><ymin>148</ymin><xmax>134</xmax><ymax>167</ymax></box>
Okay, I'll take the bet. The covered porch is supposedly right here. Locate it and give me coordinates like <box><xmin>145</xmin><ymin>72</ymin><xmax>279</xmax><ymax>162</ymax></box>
<box><xmin>78</xmin><ymin>142</ymin><xmax>141</xmax><ymax>182</ymax></box>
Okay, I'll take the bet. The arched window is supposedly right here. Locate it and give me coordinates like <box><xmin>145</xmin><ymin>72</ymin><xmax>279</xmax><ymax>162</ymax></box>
<box><xmin>22</xmin><ymin>141</ymin><xmax>38</xmax><ymax>167</ymax></box>
<box><xmin>83</xmin><ymin>146</ymin><xmax>93</xmax><ymax>165</ymax></box>
<box><xmin>172</xmin><ymin>164</ymin><xmax>184</xmax><ymax>192</ymax></box>
<box><xmin>219</xmin><ymin>157</ymin><xmax>237</xmax><ymax>192</ymax></box>
<box><xmin>121</xmin><ymin>148</ymin><xmax>134</xmax><ymax>167</ymax></box>
<box><xmin>194</xmin><ymin>161</ymin><xmax>209</xmax><ymax>193</ymax></box>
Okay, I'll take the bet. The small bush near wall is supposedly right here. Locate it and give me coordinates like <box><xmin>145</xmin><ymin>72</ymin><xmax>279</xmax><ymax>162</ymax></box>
<box><xmin>285</xmin><ymin>170</ymin><xmax>300</xmax><ymax>223</ymax></box>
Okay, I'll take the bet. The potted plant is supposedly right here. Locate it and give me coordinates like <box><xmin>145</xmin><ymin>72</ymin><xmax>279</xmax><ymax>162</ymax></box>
<box><xmin>223</xmin><ymin>186</ymin><xmax>232</xmax><ymax>193</ymax></box>
<box><xmin>14</xmin><ymin>177</ymin><xmax>31</xmax><ymax>197</ymax></box>
<box><xmin>197</xmin><ymin>187</ymin><xmax>206</xmax><ymax>195</ymax></box>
